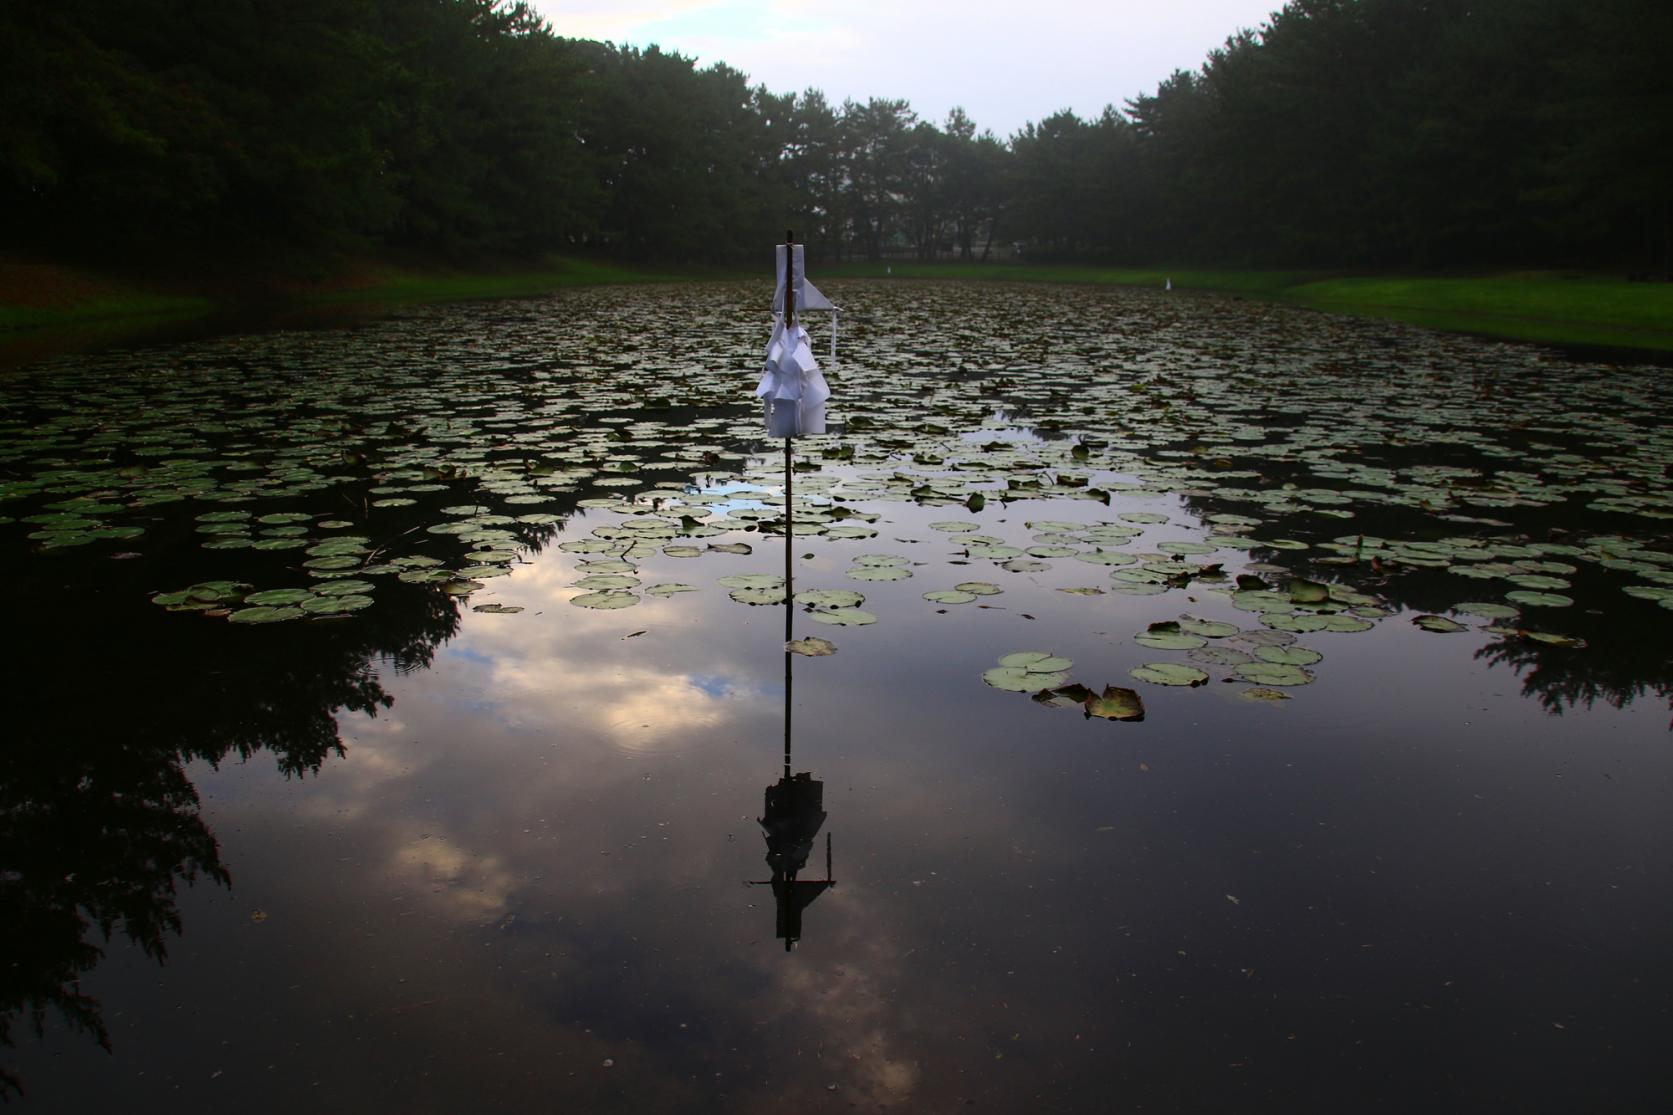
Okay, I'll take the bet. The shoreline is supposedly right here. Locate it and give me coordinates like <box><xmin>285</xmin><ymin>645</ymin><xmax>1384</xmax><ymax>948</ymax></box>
<box><xmin>3</xmin><ymin>255</ymin><xmax>1670</xmax><ymax>357</ymax></box>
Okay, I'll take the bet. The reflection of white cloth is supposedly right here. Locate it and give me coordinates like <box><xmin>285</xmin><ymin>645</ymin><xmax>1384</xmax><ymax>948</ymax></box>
<box><xmin>757</xmin><ymin>316</ymin><xmax>829</xmax><ymax>436</ymax></box>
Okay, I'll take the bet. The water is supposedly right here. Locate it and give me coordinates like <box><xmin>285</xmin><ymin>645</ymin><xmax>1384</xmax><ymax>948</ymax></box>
<box><xmin>3</xmin><ymin>282</ymin><xmax>1669</xmax><ymax>1111</ymax></box>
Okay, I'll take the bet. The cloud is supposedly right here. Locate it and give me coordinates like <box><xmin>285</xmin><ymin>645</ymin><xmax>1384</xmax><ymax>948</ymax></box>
<box><xmin>540</xmin><ymin>0</ymin><xmax>733</xmax><ymax>42</ymax></box>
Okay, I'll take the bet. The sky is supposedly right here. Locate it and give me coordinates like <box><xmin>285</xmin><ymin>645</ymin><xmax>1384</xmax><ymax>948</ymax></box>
<box><xmin>531</xmin><ymin>0</ymin><xmax>1284</xmax><ymax>138</ymax></box>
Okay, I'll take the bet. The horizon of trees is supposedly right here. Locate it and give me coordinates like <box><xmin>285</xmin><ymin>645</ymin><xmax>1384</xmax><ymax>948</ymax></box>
<box><xmin>1</xmin><ymin>0</ymin><xmax>1667</xmax><ymax>273</ymax></box>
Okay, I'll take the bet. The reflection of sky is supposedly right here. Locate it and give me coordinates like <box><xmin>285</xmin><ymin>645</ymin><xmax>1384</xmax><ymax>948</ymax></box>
<box><xmin>18</xmin><ymin>468</ymin><xmax>1672</xmax><ymax>1112</ymax></box>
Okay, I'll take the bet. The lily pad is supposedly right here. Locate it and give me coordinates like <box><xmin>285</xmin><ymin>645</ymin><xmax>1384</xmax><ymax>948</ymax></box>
<box><xmin>1505</xmin><ymin>590</ymin><xmax>1573</xmax><ymax>608</ymax></box>
<box><xmin>1454</xmin><ymin>601</ymin><xmax>1519</xmax><ymax>619</ymax></box>
<box><xmin>1134</xmin><ymin>631</ymin><xmax>1206</xmax><ymax>650</ymax></box>
<box><xmin>847</xmin><ymin>566</ymin><xmax>912</xmax><ymax>581</ymax></box>
<box><xmin>1289</xmin><ymin>578</ymin><xmax>1330</xmax><ymax>604</ymax></box>
<box><xmin>924</xmin><ymin>590</ymin><xmax>977</xmax><ymax>604</ymax></box>
<box><xmin>1178</xmin><ymin>616</ymin><xmax>1239</xmax><ymax>638</ymax></box>
<box><xmin>1190</xmin><ymin>646</ymin><xmax>1254</xmax><ymax>666</ymax></box>
<box><xmin>1232</xmin><ymin>661</ymin><xmax>1315</xmax><ymax>686</ymax></box>
<box><xmin>786</xmin><ymin>636</ymin><xmax>837</xmax><ymax>656</ymax></box>
<box><xmin>795</xmin><ymin>588</ymin><xmax>865</xmax><ymax>608</ymax></box>
<box><xmin>999</xmin><ymin>652</ymin><xmax>1073</xmax><ymax>672</ymax></box>
<box><xmin>1084</xmin><ymin>685</ymin><xmax>1145</xmax><ymax>721</ymax></box>
<box><xmin>244</xmin><ymin>588</ymin><xmax>316</xmax><ymax>606</ymax></box>
<box><xmin>807</xmin><ymin>607</ymin><xmax>877</xmax><ymax>626</ymax></box>
<box><xmin>1129</xmin><ymin>662</ymin><xmax>1209</xmax><ymax>687</ymax></box>
<box><xmin>300</xmin><ymin>594</ymin><xmax>373</xmax><ymax>614</ymax></box>
<box><xmin>1254</xmin><ymin>645</ymin><xmax>1323</xmax><ymax>665</ymax></box>
<box><xmin>227</xmin><ymin>606</ymin><xmax>305</xmax><ymax>624</ymax></box>
<box><xmin>571</xmin><ymin>591</ymin><xmax>639</xmax><ymax>609</ymax></box>
<box><xmin>1412</xmin><ymin>614</ymin><xmax>1468</xmax><ymax>633</ymax></box>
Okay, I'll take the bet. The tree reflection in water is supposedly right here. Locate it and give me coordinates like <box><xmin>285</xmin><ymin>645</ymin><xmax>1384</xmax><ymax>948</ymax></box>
<box><xmin>0</xmin><ymin>572</ymin><xmax>461</xmax><ymax>1097</ymax></box>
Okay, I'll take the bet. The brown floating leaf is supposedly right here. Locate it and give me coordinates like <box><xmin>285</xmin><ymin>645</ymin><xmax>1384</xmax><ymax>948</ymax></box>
<box><xmin>1085</xmin><ymin>685</ymin><xmax>1145</xmax><ymax>721</ymax></box>
<box><xmin>786</xmin><ymin>636</ymin><xmax>837</xmax><ymax>657</ymax></box>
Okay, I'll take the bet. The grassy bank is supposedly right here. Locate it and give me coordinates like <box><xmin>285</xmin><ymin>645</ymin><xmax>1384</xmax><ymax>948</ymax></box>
<box><xmin>5</xmin><ymin>254</ymin><xmax>1669</xmax><ymax>354</ymax></box>
<box><xmin>0</xmin><ymin>260</ymin><xmax>213</xmax><ymax>333</ymax></box>
<box><xmin>1283</xmin><ymin>275</ymin><xmax>1673</xmax><ymax>351</ymax></box>
<box><xmin>822</xmin><ymin>261</ymin><xmax>1673</xmax><ymax>352</ymax></box>
<box><xmin>0</xmin><ymin>255</ymin><xmax>686</xmax><ymax>339</ymax></box>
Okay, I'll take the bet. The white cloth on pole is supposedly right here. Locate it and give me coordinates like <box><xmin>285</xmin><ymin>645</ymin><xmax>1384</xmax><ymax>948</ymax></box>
<box><xmin>757</xmin><ymin>316</ymin><xmax>829</xmax><ymax>436</ymax></box>
<box><xmin>772</xmin><ymin>244</ymin><xmax>835</xmax><ymax>313</ymax></box>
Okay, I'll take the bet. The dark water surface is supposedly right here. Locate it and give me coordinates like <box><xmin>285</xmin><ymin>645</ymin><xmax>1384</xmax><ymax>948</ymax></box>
<box><xmin>3</xmin><ymin>282</ymin><xmax>1670</xmax><ymax>1112</ymax></box>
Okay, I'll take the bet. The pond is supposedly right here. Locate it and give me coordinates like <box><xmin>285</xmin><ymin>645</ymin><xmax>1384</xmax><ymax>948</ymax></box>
<box><xmin>3</xmin><ymin>281</ymin><xmax>1670</xmax><ymax>1112</ymax></box>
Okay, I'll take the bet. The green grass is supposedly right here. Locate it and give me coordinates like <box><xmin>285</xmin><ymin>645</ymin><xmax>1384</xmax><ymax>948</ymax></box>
<box><xmin>820</xmin><ymin>260</ymin><xmax>1309</xmax><ymax>296</ymax></box>
<box><xmin>5</xmin><ymin>254</ymin><xmax>1669</xmax><ymax>353</ymax></box>
<box><xmin>818</xmin><ymin>261</ymin><xmax>1673</xmax><ymax>351</ymax></box>
<box><xmin>1283</xmin><ymin>275</ymin><xmax>1673</xmax><ymax>351</ymax></box>
<box><xmin>0</xmin><ymin>291</ymin><xmax>212</xmax><ymax>333</ymax></box>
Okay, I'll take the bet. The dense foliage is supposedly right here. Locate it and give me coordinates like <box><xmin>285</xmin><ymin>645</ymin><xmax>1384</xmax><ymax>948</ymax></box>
<box><xmin>1</xmin><ymin>0</ymin><xmax>1666</xmax><ymax>270</ymax></box>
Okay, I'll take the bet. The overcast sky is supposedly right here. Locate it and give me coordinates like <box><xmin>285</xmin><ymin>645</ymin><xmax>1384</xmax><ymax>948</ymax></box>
<box><xmin>531</xmin><ymin>0</ymin><xmax>1282</xmax><ymax>138</ymax></box>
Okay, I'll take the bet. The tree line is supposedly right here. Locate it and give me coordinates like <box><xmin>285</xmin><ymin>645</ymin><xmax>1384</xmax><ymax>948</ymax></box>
<box><xmin>2</xmin><ymin>0</ymin><xmax>1666</xmax><ymax>272</ymax></box>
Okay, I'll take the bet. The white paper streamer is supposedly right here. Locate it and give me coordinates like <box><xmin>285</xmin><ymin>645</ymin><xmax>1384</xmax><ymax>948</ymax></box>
<box><xmin>757</xmin><ymin>318</ymin><xmax>829</xmax><ymax>437</ymax></box>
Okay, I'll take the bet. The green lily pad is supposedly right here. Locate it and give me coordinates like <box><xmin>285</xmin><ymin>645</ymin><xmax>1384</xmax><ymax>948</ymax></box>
<box><xmin>300</xmin><ymin>594</ymin><xmax>373</xmax><ymax>614</ymax></box>
<box><xmin>729</xmin><ymin>587</ymin><xmax>786</xmax><ymax>605</ymax></box>
<box><xmin>1288</xmin><ymin>578</ymin><xmax>1330</xmax><ymax>604</ymax></box>
<box><xmin>227</xmin><ymin>606</ymin><xmax>305</xmax><ymax>624</ymax></box>
<box><xmin>718</xmin><ymin>574</ymin><xmax>785</xmax><ymax>590</ymax></box>
<box><xmin>1505</xmin><ymin>590</ymin><xmax>1573</xmax><ymax>607</ymax></box>
<box><xmin>1412</xmin><ymin>614</ymin><xmax>1468</xmax><ymax>633</ymax></box>
<box><xmin>1129</xmin><ymin>663</ymin><xmax>1209</xmax><ymax>687</ymax></box>
<box><xmin>1262</xmin><ymin>613</ymin><xmax>1331</xmax><ymax>633</ymax></box>
<box><xmin>1178</xmin><ymin>616</ymin><xmax>1238</xmax><ymax>638</ymax></box>
<box><xmin>1232</xmin><ymin>661</ymin><xmax>1315</xmax><ymax>686</ymax></box>
<box><xmin>572</xmin><ymin>591</ymin><xmax>639</xmax><ymax>609</ymax></box>
<box><xmin>1190</xmin><ymin>646</ymin><xmax>1254</xmax><ymax>666</ymax></box>
<box><xmin>1239</xmin><ymin>687</ymin><xmax>1293</xmax><ymax>702</ymax></box>
<box><xmin>1134</xmin><ymin>631</ymin><xmax>1206</xmax><ymax>650</ymax></box>
<box><xmin>1076</xmin><ymin>549</ymin><xmax>1139</xmax><ymax>566</ymax></box>
<box><xmin>1454</xmin><ymin>601</ymin><xmax>1519</xmax><ymax>619</ymax></box>
<box><xmin>807</xmin><ymin>607</ymin><xmax>877</xmax><ymax>626</ymax></box>
<box><xmin>795</xmin><ymin>588</ymin><xmax>865</xmax><ymax>608</ymax></box>
<box><xmin>244</xmin><ymin>588</ymin><xmax>316</xmax><ymax>606</ymax></box>
<box><xmin>999</xmin><ymin>652</ymin><xmax>1074</xmax><ymax>672</ymax></box>
<box><xmin>472</xmin><ymin>603</ymin><xmax>525</xmax><ymax>613</ymax></box>
<box><xmin>849</xmin><ymin>563</ymin><xmax>913</xmax><ymax>581</ymax></box>
<box><xmin>1254</xmin><ymin>645</ymin><xmax>1323</xmax><ymax>665</ymax></box>
<box><xmin>925</xmin><ymin>590</ymin><xmax>977</xmax><ymax>604</ymax></box>
<box><xmin>643</xmin><ymin>582</ymin><xmax>698</xmax><ymax>596</ymax></box>
<box><xmin>984</xmin><ymin>666</ymin><xmax>1050</xmax><ymax>691</ymax></box>
<box><xmin>303</xmin><ymin>555</ymin><xmax>361</xmax><ymax>571</ymax></box>
<box><xmin>574</xmin><ymin>574</ymin><xmax>639</xmax><ymax>590</ymax></box>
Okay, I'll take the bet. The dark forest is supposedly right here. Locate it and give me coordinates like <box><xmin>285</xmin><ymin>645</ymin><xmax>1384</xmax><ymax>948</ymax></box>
<box><xmin>3</xmin><ymin>0</ymin><xmax>1668</xmax><ymax>271</ymax></box>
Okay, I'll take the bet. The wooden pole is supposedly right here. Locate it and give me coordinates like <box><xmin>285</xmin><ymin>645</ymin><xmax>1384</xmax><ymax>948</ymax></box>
<box><xmin>783</xmin><ymin>229</ymin><xmax>795</xmax><ymax>781</ymax></box>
